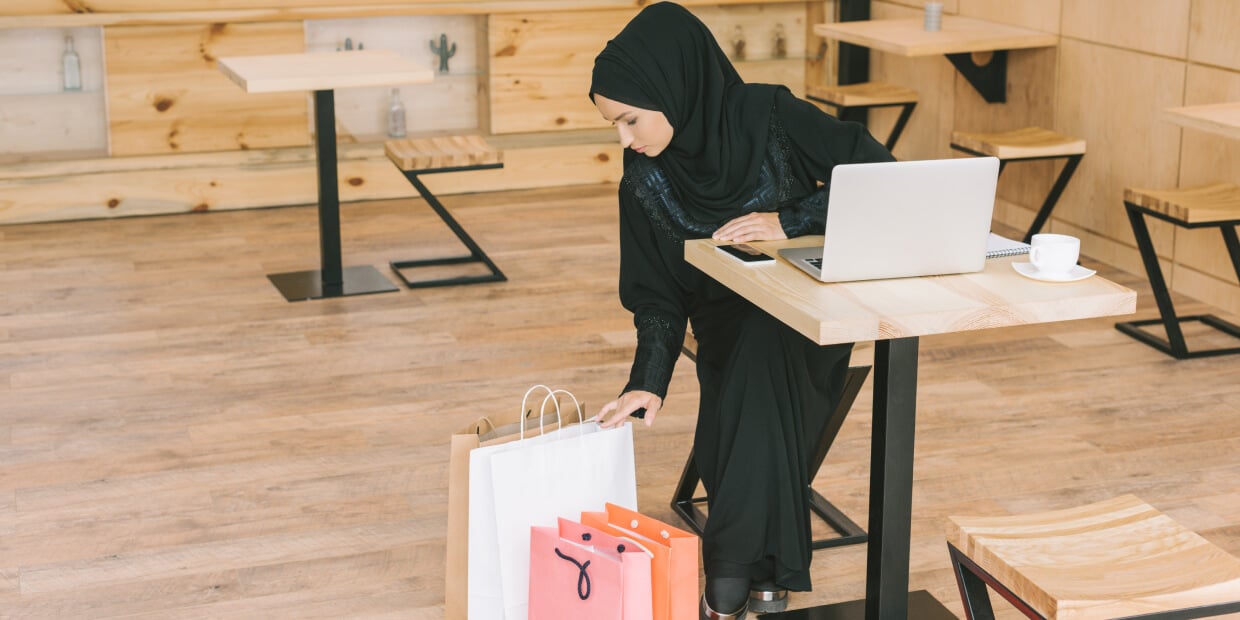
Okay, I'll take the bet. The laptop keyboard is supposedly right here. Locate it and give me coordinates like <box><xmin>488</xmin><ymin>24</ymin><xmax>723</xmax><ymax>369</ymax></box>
<box><xmin>806</xmin><ymin>257</ymin><xmax>823</xmax><ymax>269</ymax></box>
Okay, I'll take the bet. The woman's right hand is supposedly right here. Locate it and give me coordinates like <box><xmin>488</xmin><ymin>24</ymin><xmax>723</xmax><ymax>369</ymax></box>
<box><xmin>597</xmin><ymin>390</ymin><xmax>663</xmax><ymax>428</ymax></box>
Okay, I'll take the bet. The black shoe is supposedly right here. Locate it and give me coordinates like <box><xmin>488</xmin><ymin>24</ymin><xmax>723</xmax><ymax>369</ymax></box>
<box><xmin>748</xmin><ymin>581</ymin><xmax>789</xmax><ymax>613</ymax></box>
<box><xmin>701</xmin><ymin>594</ymin><xmax>748</xmax><ymax>619</ymax></box>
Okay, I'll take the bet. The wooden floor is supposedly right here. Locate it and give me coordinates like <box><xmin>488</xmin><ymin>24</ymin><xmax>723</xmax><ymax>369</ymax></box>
<box><xmin>2</xmin><ymin>185</ymin><xmax>1239</xmax><ymax>619</ymax></box>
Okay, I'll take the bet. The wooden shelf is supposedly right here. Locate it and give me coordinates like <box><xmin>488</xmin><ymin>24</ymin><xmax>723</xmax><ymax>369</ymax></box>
<box><xmin>813</xmin><ymin>16</ymin><xmax>1057</xmax><ymax>57</ymax></box>
<box><xmin>1162</xmin><ymin>102</ymin><xmax>1240</xmax><ymax>141</ymax></box>
<box><xmin>0</xmin><ymin>0</ymin><xmax>799</xmax><ymax>28</ymax></box>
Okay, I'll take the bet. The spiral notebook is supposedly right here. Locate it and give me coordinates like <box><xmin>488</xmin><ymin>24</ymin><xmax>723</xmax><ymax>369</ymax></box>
<box><xmin>986</xmin><ymin>233</ymin><xmax>1032</xmax><ymax>258</ymax></box>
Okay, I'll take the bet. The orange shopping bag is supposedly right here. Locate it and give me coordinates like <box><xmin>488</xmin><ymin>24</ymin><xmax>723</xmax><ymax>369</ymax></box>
<box><xmin>581</xmin><ymin>503</ymin><xmax>698</xmax><ymax>620</ymax></box>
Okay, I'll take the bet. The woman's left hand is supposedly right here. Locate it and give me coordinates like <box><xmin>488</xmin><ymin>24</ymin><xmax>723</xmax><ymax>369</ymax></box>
<box><xmin>712</xmin><ymin>212</ymin><xmax>787</xmax><ymax>242</ymax></box>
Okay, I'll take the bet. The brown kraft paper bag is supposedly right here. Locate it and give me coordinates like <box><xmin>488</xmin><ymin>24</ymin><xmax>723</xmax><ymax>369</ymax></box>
<box><xmin>444</xmin><ymin>389</ymin><xmax>585</xmax><ymax>620</ymax></box>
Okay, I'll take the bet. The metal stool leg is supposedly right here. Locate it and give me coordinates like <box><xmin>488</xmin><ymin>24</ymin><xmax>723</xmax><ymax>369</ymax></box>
<box><xmin>389</xmin><ymin>170</ymin><xmax>507</xmax><ymax>289</ymax></box>
<box><xmin>671</xmin><ymin>365</ymin><xmax>870</xmax><ymax>549</ymax></box>
<box><xmin>1023</xmin><ymin>154</ymin><xmax>1083</xmax><ymax>243</ymax></box>
<box><xmin>1115</xmin><ymin>205</ymin><xmax>1240</xmax><ymax>358</ymax></box>
<box><xmin>948</xmin><ymin>544</ymin><xmax>1044</xmax><ymax>620</ymax></box>
<box><xmin>1115</xmin><ymin>202</ymin><xmax>1190</xmax><ymax>358</ymax></box>
<box><xmin>883</xmin><ymin>101</ymin><xmax>917</xmax><ymax>151</ymax></box>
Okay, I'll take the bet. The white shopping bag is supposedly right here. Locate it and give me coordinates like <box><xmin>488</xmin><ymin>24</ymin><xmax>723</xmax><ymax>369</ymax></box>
<box><xmin>467</xmin><ymin>387</ymin><xmax>638</xmax><ymax>620</ymax></box>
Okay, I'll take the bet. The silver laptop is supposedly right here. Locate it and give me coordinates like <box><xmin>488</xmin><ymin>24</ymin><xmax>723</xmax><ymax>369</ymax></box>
<box><xmin>778</xmin><ymin>157</ymin><xmax>1000</xmax><ymax>282</ymax></box>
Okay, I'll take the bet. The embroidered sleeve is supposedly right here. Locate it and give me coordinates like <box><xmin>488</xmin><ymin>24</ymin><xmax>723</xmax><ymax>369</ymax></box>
<box><xmin>617</xmin><ymin>182</ymin><xmax>688</xmax><ymax>400</ymax></box>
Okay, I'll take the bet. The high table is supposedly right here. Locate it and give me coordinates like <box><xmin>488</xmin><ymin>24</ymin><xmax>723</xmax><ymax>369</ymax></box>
<box><xmin>1162</xmin><ymin>102</ymin><xmax>1240</xmax><ymax>141</ymax></box>
<box><xmin>685</xmin><ymin>237</ymin><xmax>1136</xmax><ymax>619</ymax></box>
<box><xmin>217</xmin><ymin>51</ymin><xmax>433</xmax><ymax>302</ymax></box>
<box><xmin>814</xmin><ymin>16</ymin><xmax>1057</xmax><ymax>103</ymax></box>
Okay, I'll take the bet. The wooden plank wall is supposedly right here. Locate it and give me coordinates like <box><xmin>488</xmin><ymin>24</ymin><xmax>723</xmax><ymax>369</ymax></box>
<box><xmin>489</xmin><ymin>3</ymin><xmax>808</xmax><ymax>135</ymax></box>
<box><xmin>0</xmin><ymin>0</ymin><xmax>810</xmax><ymax>224</ymax></box>
<box><xmin>866</xmin><ymin>0</ymin><xmax>1240</xmax><ymax>315</ymax></box>
<box><xmin>104</xmin><ymin>22</ymin><xmax>308</xmax><ymax>156</ymax></box>
<box><xmin>0</xmin><ymin>140</ymin><xmax>620</xmax><ymax>224</ymax></box>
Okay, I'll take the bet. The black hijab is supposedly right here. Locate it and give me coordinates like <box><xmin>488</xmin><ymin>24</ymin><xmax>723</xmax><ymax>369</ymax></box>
<box><xmin>590</xmin><ymin>2</ymin><xmax>780</xmax><ymax>219</ymax></box>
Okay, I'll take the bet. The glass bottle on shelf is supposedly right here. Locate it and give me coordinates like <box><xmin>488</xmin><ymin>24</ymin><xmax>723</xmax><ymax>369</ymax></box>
<box><xmin>387</xmin><ymin>88</ymin><xmax>407</xmax><ymax>138</ymax></box>
<box><xmin>62</xmin><ymin>35</ymin><xmax>82</xmax><ymax>92</ymax></box>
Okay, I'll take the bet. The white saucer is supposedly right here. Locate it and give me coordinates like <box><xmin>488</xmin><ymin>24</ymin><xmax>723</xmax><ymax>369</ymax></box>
<box><xmin>1012</xmin><ymin>262</ymin><xmax>1096</xmax><ymax>282</ymax></box>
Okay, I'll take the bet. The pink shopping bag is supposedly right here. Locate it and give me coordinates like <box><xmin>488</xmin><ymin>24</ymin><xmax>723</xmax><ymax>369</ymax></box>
<box><xmin>581</xmin><ymin>504</ymin><xmax>698</xmax><ymax>620</ymax></box>
<box><xmin>528</xmin><ymin>517</ymin><xmax>654</xmax><ymax>620</ymax></box>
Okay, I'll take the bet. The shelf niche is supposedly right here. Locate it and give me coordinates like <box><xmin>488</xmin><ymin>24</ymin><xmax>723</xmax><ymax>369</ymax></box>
<box><xmin>0</xmin><ymin>26</ymin><xmax>107</xmax><ymax>161</ymax></box>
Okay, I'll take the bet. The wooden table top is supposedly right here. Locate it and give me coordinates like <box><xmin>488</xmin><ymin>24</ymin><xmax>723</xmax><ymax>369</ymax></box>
<box><xmin>813</xmin><ymin>16</ymin><xmax>1058</xmax><ymax>57</ymax></box>
<box><xmin>216</xmin><ymin>50</ymin><xmax>433</xmax><ymax>94</ymax></box>
<box><xmin>1162</xmin><ymin>102</ymin><xmax>1240</xmax><ymax>141</ymax></box>
<box><xmin>685</xmin><ymin>238</ymin><xmax>1136</xmax><ymax>346</ymax></box>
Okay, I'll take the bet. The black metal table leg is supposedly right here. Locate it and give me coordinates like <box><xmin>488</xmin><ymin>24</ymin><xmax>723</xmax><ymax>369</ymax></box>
<box><xmin>267</xmin><ymin>89</ymin><xmax>397</xmax><ymax>302</ymax></box>
<box><xmin>763</xmin><ymin>338</ymin><xmax>956</xmax><ymax>619</ymax></box>
<box><xmin>865</xmin><ymin>337</ymin><xmax>919</xmax><ymax>620</ymax></box>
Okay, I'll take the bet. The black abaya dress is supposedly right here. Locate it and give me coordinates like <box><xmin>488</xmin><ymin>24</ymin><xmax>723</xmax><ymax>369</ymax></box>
<box><xmin>616</xmin><ymin>89</ymin><xmax>894</xmax><ymax>590</ymax></box>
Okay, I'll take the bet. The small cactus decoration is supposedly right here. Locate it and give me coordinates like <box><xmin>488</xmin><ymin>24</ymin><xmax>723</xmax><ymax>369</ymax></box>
<box><xmin>430</xmin><ymin>33</ymin><xmax>456</xmax><ymax>74</ymax></box>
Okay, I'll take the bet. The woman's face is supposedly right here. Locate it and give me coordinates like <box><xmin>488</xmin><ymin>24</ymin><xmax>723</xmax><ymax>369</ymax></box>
<box><xmin>593</xmin><ymin>94</ymin><xmax>674</xmax><ymax>157</ymax></box>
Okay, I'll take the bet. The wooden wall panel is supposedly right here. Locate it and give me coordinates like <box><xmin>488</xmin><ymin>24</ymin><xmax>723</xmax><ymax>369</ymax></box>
<box><xmin>958</xmin><ymin>0</ymin><xmax>1061</xmax><ymax>33</ymax></box>
<box><xmin>104</xmin><ymin>22</ymin><xmax>308</xmax><ymax>156</ymax></box>
<box><xmin>489</xmin><ymin>3</ymin><xmax>809</xmax><ymax>135</ymax></box>
<box><xmin>1053</xmin><ymin>38</ymin><xmax>1185</xmax><ymax>267</ymax></box>
<box><xmin>0</xmin><ymin>141</ymin><xmax>620</xmax><ymax>224</ymax></box>
<box><xmin>1173</xmin><ymin>64</ymin><xmax>1240</xmax><ymax>304</ymax></box>
<box><xmin>1188</xmin><ymin>0</ymin><xmax>1240</xmax><ymax>70</ymax></box>
<box><xmin>1061</xmin><ymin>0</ymin><xmax>1190</xmax><ymax>58</ymax></box>
<box><xmin>1</xmin><ymin>0</ymin><xmax>800</xmax><ymax>19</ymax></box>
<box><xmin>868</xmin><ymin>2</ymin><xmax>957</xmax><ymax>162</ymax></box>
<box><xmin>488</xmin><ymin>9</ymin><xmax>632</xmax><ymax>135</ymax></box>
<box><xmin>953</xmin><ymin>42</ymin><xmax>1059</xmax><ymax>229</ymax></box>
<box><xmin>702</xmin><ymin>3</ymin><xmax>808</xmax><ymax>96</ymax></box>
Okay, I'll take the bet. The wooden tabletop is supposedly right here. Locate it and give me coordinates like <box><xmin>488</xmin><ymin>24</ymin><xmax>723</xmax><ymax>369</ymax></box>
<box><xmin>686</xmin><ymin>238</ymin><xmax>1136</xmax><ymax>346</ymax></box>
<box><xmin>216</xmin><ymin>50</ymin><xmax>433</xmax><ymax>94</ymax></box>
<box><xmin>1162</xmin><ymin>102</ymin><xmax>1240</xmax><ymax>141</ymax></box>
<box><xmin>813</xmin><ymin>16</ymin><xmax>1058</xmax><ymax>57</ymax></box>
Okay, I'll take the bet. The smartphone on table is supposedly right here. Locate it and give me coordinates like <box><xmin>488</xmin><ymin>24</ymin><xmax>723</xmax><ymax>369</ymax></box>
<box><xmin>716</xmin><ymin>243</ymin><xmax>775</xmax><ymax>264</ymax></box>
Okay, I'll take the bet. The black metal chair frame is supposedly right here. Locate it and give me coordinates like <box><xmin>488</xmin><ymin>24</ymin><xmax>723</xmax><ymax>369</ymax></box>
<box><xmin>948</xmin><ymin>543</ymin><xmax>1240</xmax><ymax>620</ymax></box>
<box><xmin>670</xmin><ymin>360</ymin><xmax>871</xmax><ymax>550</ymax></box>
<box><xmin>1114</xmin><ymin>201</ymin><xmax>1240</xmax><ymax>359</ymax></box>
<box><xmin>389</xmin><ymin>163</ymin><xmax>507</xmax><ymax>289</ymax></box>
<box><xmin>808</xmin><ymin>94</ymin><xmax>917</xmax><ymax>152</ymax></box>
<box><xmin>950</xmin><ymin>143</ymin><xmax>1084</xmax><ymax>244</ymax></box>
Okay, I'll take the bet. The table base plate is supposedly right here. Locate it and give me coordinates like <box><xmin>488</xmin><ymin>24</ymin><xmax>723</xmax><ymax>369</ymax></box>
<box><xmin>759</xmin><ymin>590</ymin><xmax>956</xmax><ymax>619</ymax></box>
<box><xmin>267</xmin><ymin>265</ymin><xmax>398</xmax><ymax>301</ymax></box>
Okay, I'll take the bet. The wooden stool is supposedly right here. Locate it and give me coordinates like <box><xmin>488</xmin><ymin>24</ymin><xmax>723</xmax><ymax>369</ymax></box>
<box><xmin>1115</xmin><ymin>183</ymin><xmax>1240</xmax><ymax>359</ymax></box>
<box><xmin>951</xmin><ymin>127</ymin><xmax>1087</xmax><ymax>243</ymax></box>
<box><xmin>807</xmin><ymin>81</ymin><xmax>918</xmax><ymax>151</ymax></box>
<box><xmin>947</xmin><ymin>495</ymin><xmax>1240</xmax><ymax>619</ymax></box>
<box><xmin>672</xmin><ymin>334</ymin><xmax>869</xmax><ymax>551</ymax></box>
<box><xmin>384</xmin><ymin>135</ymin><xmax>506</xmax><ymax>288</ymax></box>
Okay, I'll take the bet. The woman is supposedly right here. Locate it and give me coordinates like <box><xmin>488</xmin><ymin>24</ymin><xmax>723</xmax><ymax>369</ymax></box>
<box><xmin>590</xmin><ymin>3</ymin><xmax>893</xmax><ymax>618</ymax></box>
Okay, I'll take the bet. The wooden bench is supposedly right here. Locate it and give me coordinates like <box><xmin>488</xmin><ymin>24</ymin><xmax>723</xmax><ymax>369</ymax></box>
<box><xmin>1115</xmin><ymin>183</ymin><xmax>1240</xmax><ymax>359</ymax></box>
<box><xmin>951</xmin><ymin>127</ymin><xmax>1087</xmax><ymax>243</ymax></box>
<box><xmin>384</xmin><ymin>135</ymin><xmax>506</xmax><ymax>288</ymax></box>
<box><xmin>807</xmin><ymin>81</ymin><xmax>919</xmax><ymax>151</ymax></box>
<box><xmin>947</xmin><ymin>495</ymin><xmax>1240</xmax><ymax>619</ymax></box>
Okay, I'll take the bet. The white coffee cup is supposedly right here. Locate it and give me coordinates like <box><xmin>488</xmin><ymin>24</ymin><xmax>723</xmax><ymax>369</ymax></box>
<box><xmin>1029</xmin><ymin>233</ymin><xmax>1080</xmax><ymax>275</ymax></box>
